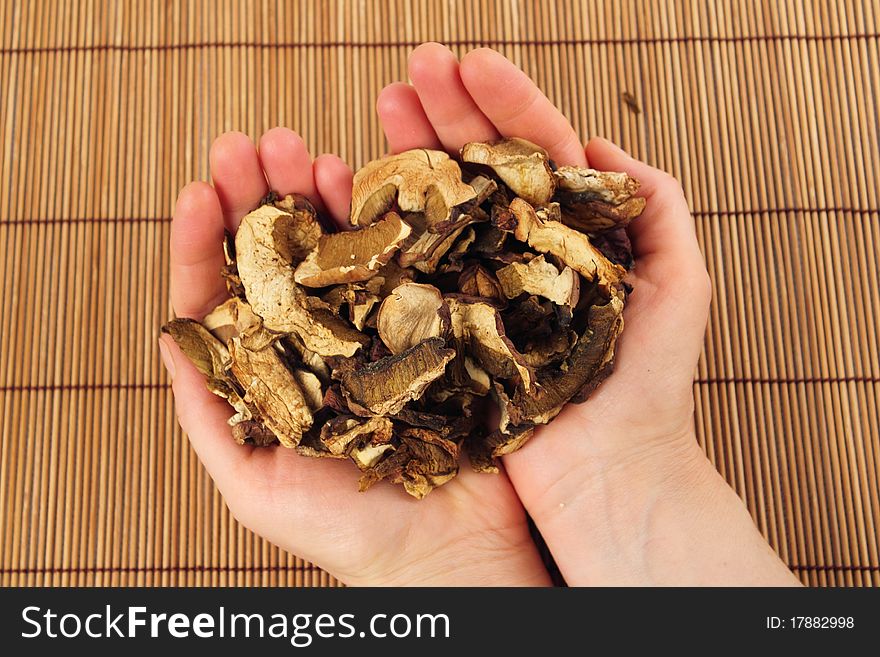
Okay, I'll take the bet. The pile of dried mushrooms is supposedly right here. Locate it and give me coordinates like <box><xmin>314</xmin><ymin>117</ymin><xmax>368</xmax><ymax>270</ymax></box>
<box><xmin>162</xmin><ymin>138</ymin><xmax>645</xmax><ymax>499</ymax></box>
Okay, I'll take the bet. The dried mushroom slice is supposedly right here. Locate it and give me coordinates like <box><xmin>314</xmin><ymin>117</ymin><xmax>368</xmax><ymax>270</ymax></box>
<box><xmin>235</xmin><ymin>202</ymin><xmax>368</xmax><ymax>357</ymax></box>
<box><xmin>398</xmin><ymin>214</ymin><xmax>479</xmax><ymax>274</ymax></box>
<box><xmin>202</xmin><ymin>297</ymin><xmax>281</xmax><ymax>351</ymax></box>
<box><xmin>320</xmin><ymin>415</ymin><xmax>394</xmax><ymax>456</ymax></box>
<box><xmin>160</xmin><ymin>319</ymin><xmax>252</xmax><ymax>421</ymax></box>
<box><xmin>503</xmin><ymin>295</ymin><xmax>624</xmax><ymax>427</ymax></box>
<box><xmin>359</xmin><ymin>428</ymin><xmax>459</xmax><ymax>499</ymax></box>
<box><xmin>228</xmin><ymin>338</ymin><xmax>314</xmax><ymax>447</ymax></box>
<box><xmin>506</xmin><ymin>197</ymin><xmax>626</xmax><ymax>294</ymax></box>
<box><xmin>461</xmin><ymin>138</ymin><xmax>556</xmax><ymax>205</ymax></box>
<box><xmin>554</xmin><ymin>166</ymin><xmax>646</xmax><ymax>232</ymax></box>
<box><xmin>495</xmin><ymin>255</ymin><xmax>579</xmax><ymax>309</ymax></box>
<box><xmin>321</xmin><ymin>283</ymin><xmax>382</xmax><ymax>331</ymax></box>
<box><xmin>350</xmin><ymin>149</ymin><xmax>478</xmax><ymax>228</ymax></box>
<box><xmin>465</xmin><ymin>425</ymin><xmax>535</xmax><ymax>473</ymax></box>
<box><xmin>458</xmin><ymin>264</ymin><xmax>506</xmax><ymax>303</ymax></box>
<box><xmin>294</xmin><ymin>211</ymin><xmax>411</xmax><ymax>287</ymax></box>
<box><xmin>519</xmin><ymin>330</ymin><xmax>577</xmax><ymax>368</ymax></box>
<box><xmin>377</xmin><ymin>283</ymin><xmax>449</xmax><ymax>355</ymax></box>
<box><xmin>440</xmin><ymin>226</ymin><xmax>477</xmax><ymax>273</ymax></box>
<box><xmin>447</xmin><ymin>297</ymin><xmax>535</xmax><ymax>392</ymax></box>
<box><xmin>232</xmin><ymin>419</ymin><xmax>279</xmax><ymax>447</ymax></box>
<box><xmin>161</xmin><ymin>318</ymin><xmax>229</xmax><ymax>378</ymax></box>
<box><xmin>336</xmin><ymin>337</ymin><xmax>456</xmax><ymax>416</ymax></box>
<box><xmin>591</xmin><ymin>226</ymin><xmax>635</xmax><ymax>270</ymax></box>
<box><xmin>292</xmin><ymin>368</ymin><xmax>325</xmax><ymax>412</ymax></box>
<box><xmin>282</xmin><ymin>334</ymin><xmax>332</xmax><ymax>384</ymax></box>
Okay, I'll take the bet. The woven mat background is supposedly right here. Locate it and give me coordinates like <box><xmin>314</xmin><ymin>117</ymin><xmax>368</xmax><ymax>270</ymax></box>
<box><xmin>1</xmin><ymin>0</ymin><xmax>878</xmax><ymax>587</ymax></box>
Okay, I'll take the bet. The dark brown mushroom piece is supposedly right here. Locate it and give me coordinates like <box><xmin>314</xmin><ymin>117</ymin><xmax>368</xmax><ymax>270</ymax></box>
<box><xmin>465</xmin><ymin>425</ymin><xmax>535</xmax><ymax>474</ymax></box>
<box><xmin>335</xmin><ymin>337</ymin><xmax>456</xmax><ymax>416</ymax></box>
<box><xmin>232</xmin><ymin>419</ymin><xmax>279</xmax><ymax>447</ymax></box>
<box><xmin>500</xmin><ymin>295</ymin><xmax>624</xmax><ymax>429</ymax></box>
<box><xmin>358</xmin><ymin>427</ymin><xmax>459</xmax><ymax>499</ymax></box>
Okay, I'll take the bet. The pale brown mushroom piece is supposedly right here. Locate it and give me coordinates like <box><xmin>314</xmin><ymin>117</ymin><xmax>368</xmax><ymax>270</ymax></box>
<box><xmin>503</xmin><ymin>197</ymin><xmax>626</xmax><ymax>295</ymax></box>
<box><xmin>495</xmin><ymin>254</ymin><xmax>580</xmax><ymax>310</ymax></box>
<box><xmin>461</xmin><ymin>138</ymin><xmax>556</xmax><ymax>206</ymax></box>
<box><xmin>320</xmin><ymin>415</ymin><xmax>394</xmax><ymax>457</ymax></box>
<box><xmin>228</xmin><ymin>338</ymin><xmax>314</xmax><ymax>447</ymax></box>
<box><xmin>160</xmin><ymin>318</ymin><xmax>251</xmax><ymax>425</ymax></box>
<box><xmin>349</xmin><ymin>149</ymin><xmax>478</xmax><ymax>228</ymax></box>
<box><xmin>321</xmin><ymin>278</ymin><xmax>383</xmax><ymax>331</ymax></box>
<box><xmin>397</xmin><ymin>213</ymin><xmax>482</xmax><ymax>274</ymax></box>
<box><xmin>202</xmin><ymin>297</ymin><xmax>282</xmax><ymax>351</ymax></box>
<box><xmin>335</xmin><ymin>337</ymin><xmax>456</xmax><ymax>417</ymax></box>
<box><xmin>376</xmin><ymin>282</ymin><xmax>449</xmax><ymax>355</ymax></box>
<box><xmin>235</xmin><ymin>201</ymin><xmax>369</xmax><ymax>357</ymax></box>
<box><xmin>446</xmin><ymin>296</ymin><xmax>536</xmax><ymax>392</ymax></box>
<box><xmin>554</xmin><ymin>165</ymin><xmax>646</xmax><ymax>232</ymax></box>
<box><xmin>294</xmin><ymin>211</ymin><xmax>411</xmax><ymax>287</ymax></box>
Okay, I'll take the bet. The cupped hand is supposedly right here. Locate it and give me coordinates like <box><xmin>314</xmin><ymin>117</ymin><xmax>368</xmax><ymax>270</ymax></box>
<box><xmin>160</xmin><ymin>128</ymin><xmax>551</xmax><ymax>586</ymax></box>
<box><xmin>378</xmin><ymin>43</ymin><xmax>799</xmax><ymax>585</ymax></box>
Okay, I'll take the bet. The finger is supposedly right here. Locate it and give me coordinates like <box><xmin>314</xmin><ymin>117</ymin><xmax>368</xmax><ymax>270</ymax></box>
<box><xmin>159</xmin><ymin>334</ymin><xmax>254</xmax><ymax>499</ymax></box>
<box><xmin>408</xmin><ymin>42</ymin><xmax>499</xmax><ymax>152</ymax></box>
<box><xmin>314</xmin><ymin>154</ymin><xmax>354</xmax><ymax>229</ymax></box>
<box><xmin>257</xmin><ymin>127</ymin><xmax>320</xmax><ymax>207</ymax></box>
<box><xmin>376</xmin><ymin>82</ymin><xmax>442</xmax><ymax>152</ymax></box>
<box><xmin>170</xmin><ymin>182</ymin><xmax>228</xmax><ymax>320</ymax></box>
<box><xmin>459</xmin><ymin>48</ymin><xmax>586</xmax><ymax>166</ymax></box>
<box><xmin>210</xmin><ymin>131</ymin><xmax>269</xmax><ymax>232</ymax></box>
<box><xmin>585</xmin><ymin>137</ymin><xmax>700</xmax><ymax>263</ymax></box>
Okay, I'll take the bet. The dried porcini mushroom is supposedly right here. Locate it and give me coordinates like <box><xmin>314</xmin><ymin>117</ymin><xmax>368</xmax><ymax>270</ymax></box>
<box><xmin>554</xmin><ymin>166</ymin><xmax>646</xmax><ymax>232</ymax></box>
<box><xmin>335</xmin><ymin>337</ymin><xmax>455</xmax><ymax>416</ymax></box>
<box><xmin>505</xmin><ymin>197</ymin><xmax>626</xmax><ymax>294</ymax></box>
<box><xmin>228</xmin><ymin>338</ymin><xmax>313</xmax><ymax>447</ymax></box>
<box><xmin>377</xmin><ymin>283</ymin><xmax>448</xmax><ymax>355</ymax></box>
<box><xmin>294</xmin><ymin>211</ymin><xmax>411</xmax><ymax>287</ymax></box>
<box><xmin>461</xmin><ymin>138</ymin><xmax>556</xmax><ymax>205</ymax></box>
<box><xmin>349</xmin><ymin>149</ymin><xmax>478</xmax><ymax>228</ymax></box>
<box><xmin>162</xmin><ymin>138</ymin><xmax>645</xmax><ymax>498</ymax></box>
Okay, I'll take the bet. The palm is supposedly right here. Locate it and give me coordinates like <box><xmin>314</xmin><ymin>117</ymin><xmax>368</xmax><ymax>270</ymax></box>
<box><xmin>165</xmin><ymin>120</ymin><xmax>546</xmax><ymax>585</ymax></box>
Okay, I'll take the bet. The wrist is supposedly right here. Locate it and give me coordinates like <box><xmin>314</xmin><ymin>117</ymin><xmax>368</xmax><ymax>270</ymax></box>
<box><xmin>339</xmin><ymin>525</ymin><xmax>553</xmax><ymax>587</ymax></box>
<box><xmin>524</xmin><ymin>428</ymin><xmax>799</xmax><ymax>585</ymax></box>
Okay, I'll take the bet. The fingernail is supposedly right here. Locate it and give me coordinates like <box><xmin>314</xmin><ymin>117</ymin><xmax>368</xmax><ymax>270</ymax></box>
<box><xmin>158</xmin><ymin>335</ymin><xmax>176</xmax><ymax>379</ymax></box>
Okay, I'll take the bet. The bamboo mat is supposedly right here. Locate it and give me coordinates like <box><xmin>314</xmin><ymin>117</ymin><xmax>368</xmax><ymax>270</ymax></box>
<box><xmin>1</xmin><ymin>0</ymin><xmax>878</xmax><ymax>588</ymax></box>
